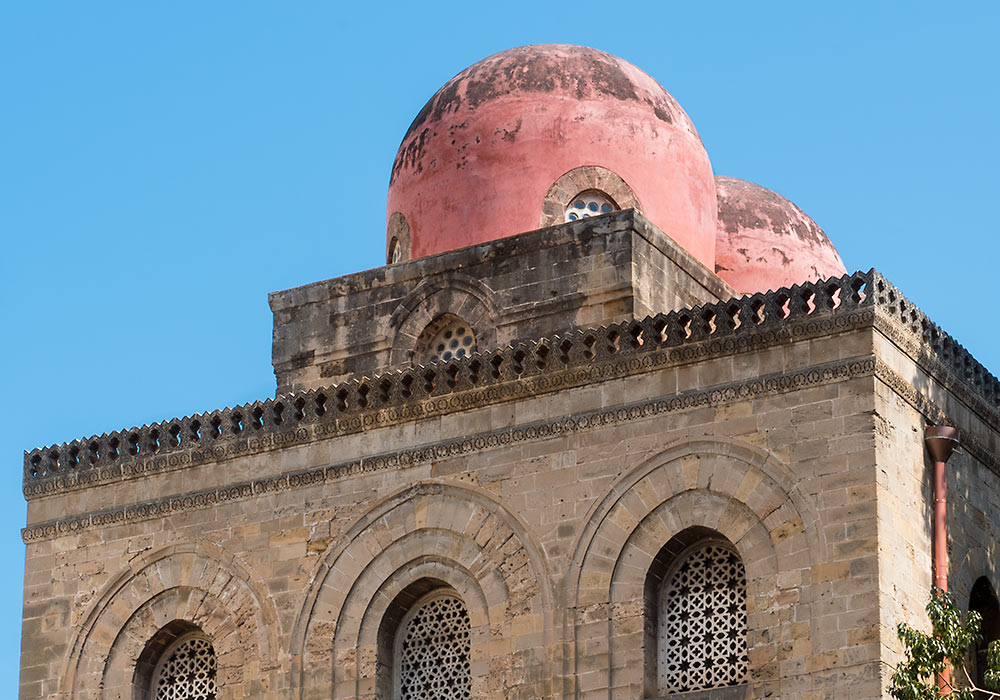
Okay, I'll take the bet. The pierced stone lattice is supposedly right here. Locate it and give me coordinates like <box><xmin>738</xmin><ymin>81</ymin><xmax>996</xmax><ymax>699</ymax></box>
<box><xmin>659</xmin><ymin>543</ymin><xmax>748</xmax><ymax>693</ymax></box>
<box><xmin>425</xmin><ymin>321</ymin><xmax>476</xmax><ymax>364</ymax></box>
<box><xmin>398</xmin><ymin>595</ymin><xmax>471</xmax><ymax>700</ymax></box>
<box><xmin>564</xmin><ymin>190</ymin><xmax>616</xmax><ymax>222</ymax></box>
<box><xmin>153</xmin><ymin>636</ymin><xmax>217</xmax><ymax>700</ymax></box>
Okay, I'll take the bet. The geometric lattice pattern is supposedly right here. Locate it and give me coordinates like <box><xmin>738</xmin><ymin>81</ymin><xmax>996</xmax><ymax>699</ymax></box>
<box><xmin>399</xmin><ymin>595</ymin><xmax>471</xmax><ymax>700</ymax></box>
<box><xmin>425</xmin><ymin>321</ymin><xmax>477</xmax><ymax>364</ymax></box>
<box><xmin>564</xmin><ymin>190</ymin><xmax>615</xmax><ymax>222</ymax></box>
<box><xmin>659</xmin><ymin>542</ymin><xmax>748</xmax><ymax>693</ymax></box>
<box><xmin>153</xmin><ymin>636</ymin><xmax>217</xmax><ymax>700</ymax></box>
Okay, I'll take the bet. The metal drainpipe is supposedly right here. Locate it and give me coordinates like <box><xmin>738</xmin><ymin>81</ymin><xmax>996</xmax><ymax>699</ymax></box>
<box><xmin>924</xmin><ymin>425</ymin><xmax>960</xmax><ymax>694</ymax></box>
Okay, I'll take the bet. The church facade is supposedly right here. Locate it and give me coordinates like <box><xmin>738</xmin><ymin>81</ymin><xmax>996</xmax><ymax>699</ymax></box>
<box><xmin>19</xmin><ymin>45</ymin><xmax>1000</xmax><ymax>700</ymax></box>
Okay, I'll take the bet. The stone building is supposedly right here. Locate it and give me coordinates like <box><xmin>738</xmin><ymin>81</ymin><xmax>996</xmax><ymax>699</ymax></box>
<box><xmin>18</xmin><ymin>44</ymin><xmax>1000</xmax><ymax>700</ymax></box>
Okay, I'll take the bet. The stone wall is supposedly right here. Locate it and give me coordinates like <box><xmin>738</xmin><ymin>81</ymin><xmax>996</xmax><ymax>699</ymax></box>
<box><xmin>20</xmin><ymin>270</ymin><xmax>1000</xmax><ymax>700</ymax></box>
<box><xmin>21</xmin><ymin>335</ymin><xmax>880</xmax><ymax>698</ymax></box>
<box><xmin>268</xmin><ymin>211</ymin><xmax>733</xmax><ymax>392</ymax></box>
<box><xmin>872</xmin><ymin>311</ymin><xmax>1000</xmax><ymax>696</ymax></box>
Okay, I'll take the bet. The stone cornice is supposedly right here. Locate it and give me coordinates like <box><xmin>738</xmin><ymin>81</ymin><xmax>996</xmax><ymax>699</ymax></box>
<box><xmin>872</xmin><ymin>309</ymin><xmax>1000</xmax><ymax>434</ymax></box>
<box><xmin>22</xmin><ymin>356</ymin><xmax>877</xmax><ymax>543</ymax></box>
<box><xmin>873</xmin><ymin>359</ymin><xmax>1000</xmax><ymax>476</ymax></box>
<box><xmin>23</xmin><ymin>270</ymin><xmax>1000</xmax><ymax>502</ymax></box>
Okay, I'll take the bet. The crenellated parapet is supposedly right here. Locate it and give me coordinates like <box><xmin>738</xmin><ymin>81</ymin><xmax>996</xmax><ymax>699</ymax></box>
<box><xmin>21</xmin><ymin>269</ymin><xmax>1000</xmax><ymax>499</ymax></box>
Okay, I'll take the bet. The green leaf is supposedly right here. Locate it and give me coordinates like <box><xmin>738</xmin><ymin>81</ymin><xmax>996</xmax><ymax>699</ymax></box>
<box><xmin>889</xmin><ymin>588</ymin><xmax>988</xmax><ymax>699</ymax></box>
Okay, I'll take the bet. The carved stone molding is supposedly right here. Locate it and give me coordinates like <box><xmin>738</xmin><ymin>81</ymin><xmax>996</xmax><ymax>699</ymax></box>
<box><xmin>22</xmin><ymin>356</ymin><xmax>876</xmax><ymax>543</ymax></box>
<box><xmin>540</xmin><ymin>165</ymin><xmax>642</xmax><ymax>228</ymax></box>
<box><xmin>23</xmin><ymin>270</ymin><xmax>1000</xmax><ymax>503</ymax></box>
<box><xmin>872</xmin><ymin>359</ymin><xmax>1000</xmax><ymax>475</ymax></box>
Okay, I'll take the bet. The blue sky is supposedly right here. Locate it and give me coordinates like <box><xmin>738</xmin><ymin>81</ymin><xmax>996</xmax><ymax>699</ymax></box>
<box><xmin>1</xmin><ymin>1</ymin><xmax>997</xmax><ymax>690</ymax></box>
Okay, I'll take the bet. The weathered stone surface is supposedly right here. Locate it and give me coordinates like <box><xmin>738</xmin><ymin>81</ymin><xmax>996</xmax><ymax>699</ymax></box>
<box><xmin>18</xmin><ymin>216</ymin><xmax>1000</xmax><ymax>700</ymax></box>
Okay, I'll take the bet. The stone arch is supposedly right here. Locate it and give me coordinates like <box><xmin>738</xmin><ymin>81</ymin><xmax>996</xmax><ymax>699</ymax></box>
<box><xmin>388</xmin><ymin>272</ymin><xmax>500</xmax><ymax>366</ymax></box>
<box><xmin>133</xmin><ymin>619</ymin><xmax>210</xmax><ymax>699</ymax></box>
<box><xmin>387</xmin><ymin>211</ymin><xmax>412</xmax><ymax>265</ymax></box>
<box><xmin>566</xmin><ymin>437</ymin><xmax>822</xmax><ymax>700</ymax></box>
<box><xmin>539</xmin><ymin>165</ymin><xmax>642</xmax><ymax>228</ymax></box>
<box><xmin>955</xmin><ymin>545</ymin><xmax>1000</xmax><ymax>607</ymax></box>
<box><xmin>61</xmin><ymin>541</ymin><xmax>278</xmax><ymax>700</ymax></box>
<box><xmin>337</xmin><ymin>540</ymin><xmax>499</xmax><ymax>699</ymax></box>
<box><xmin>292</xmin><ymin>480</ymin><xmax>554</xmax><ymax>700</ymax></box>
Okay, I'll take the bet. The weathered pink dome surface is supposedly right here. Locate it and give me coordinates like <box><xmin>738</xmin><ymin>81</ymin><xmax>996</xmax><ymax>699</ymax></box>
<box><xmin>387</xmin><ymin>44</ymin><xmax>717</xmax><ymax>267</ymax></box>
<box><xmin>714</xmin><ymin>176</ymin><xmax>846</xmax><ymax>295</ymax></box>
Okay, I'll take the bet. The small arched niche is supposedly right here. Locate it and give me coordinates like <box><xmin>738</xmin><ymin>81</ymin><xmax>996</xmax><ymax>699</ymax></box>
<box><xmin>970</xmin><ymin>576</ymin><xmax>1000</xmax><ymax>695</ymax></box>
<box><xmin>376</xmin><ymin>578</ymin><xmax>471</xmax><ymax>700</ymax></box>
<box><xmin>540</xmin><ymin>165</ymin><xmax>642</xmax><ymax>228</ymax></box>
<box><xmin>643</xmin><ymin>526</ymin><xmax>748</xmax><ymax>697</ymax></box>
<box><xmin>133</xmin><ymin>620</ymin><xmax>217</xmax><ymax>700</ymax></box>
<box><xmin>565</xmin><ymin>189</ymin><xmax>618</xmax><ymax>222</ymax></box>
<box><xmin>387</xmin><ymin>212</ymin><xmax>412</xmax><ymax>265</ymax></box>
<box><xmin>415</xmin><ymin>314</ymin><xmax>477</xmax><ymax>365</ymax></box>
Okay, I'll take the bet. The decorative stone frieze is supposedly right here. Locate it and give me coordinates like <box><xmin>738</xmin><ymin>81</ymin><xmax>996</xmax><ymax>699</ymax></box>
<box><xmin>22</xmin><ymin>355</ymin><xmax>877</xmax><ymax>543</ymax></box>
<box><xmin>23</xmin><ymin>270</ymin><xmax>1000</xmax><ymax>502</ymax></box>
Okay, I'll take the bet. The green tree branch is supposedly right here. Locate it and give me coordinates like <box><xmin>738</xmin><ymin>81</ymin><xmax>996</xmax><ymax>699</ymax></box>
<box><xmin>890</xmin><ymin>588</ymin><xmax>1000</xmax><ymax>700</ymax></box>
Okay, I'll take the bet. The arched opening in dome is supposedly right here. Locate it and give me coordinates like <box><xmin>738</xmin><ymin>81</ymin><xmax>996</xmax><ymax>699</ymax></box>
<box><xmin>415</xmin><ymin>315</ymin><xmax>477</xmax><ymax>364</ymax></box>
<box><xmin>565</xmin><ymin>190</ymin><xmax>617</xmax><ymax>222</ymax></box>
<box><xmin>388</xmin><ymin>237</ymin><xmax>403</xmax><ymax>264</ymax></box>
<box><xmin>386</xmin><ymin>212</ymin><xmax>411</xmax><ymax>265</ymax></box>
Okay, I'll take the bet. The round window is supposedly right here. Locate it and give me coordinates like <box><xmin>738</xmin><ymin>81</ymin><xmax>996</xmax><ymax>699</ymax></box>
<box><xmin>425</xmin><ymin>320</ymin><xmax>477</xmax><ymax>364</ymax></box>
<box><xmin>565</xmin><ymin>191</ymin><xmax>617</xmax><ymax>222</ymax></box>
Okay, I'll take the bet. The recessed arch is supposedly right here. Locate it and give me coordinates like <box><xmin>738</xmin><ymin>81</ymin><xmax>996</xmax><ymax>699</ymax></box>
<box><xmin>61</xmin><ymin>541</ymin><xmax>278</xmax><ymax>700</ymax></box>
<box><xmin>389</xmin><ymin>273</ymin><xmax>500</xmax><ymax>367</ymax></box>
<box><xmin>291</xmin><ymin>480</ymin><xmax>554</xmax><ymax>700</ymax></box>
<box><xmin>387</xmin><ymin>212</ymin><xmax>412</xmax><ymax>264</ymax></box>
<box><xmin>333</xmin><ymin>539</ymin><xmax>502</xmax><ymax>699</ymax></box>
<box><xmin>566</xmin><ymin>436</ymin><xmax>821</xmax><ymax>699</ymax></box>
<box><xmin>970</xmin><ymin>576</ymin><xmax>1000</xmax><ymax>692</ymax></box>
<box><xmin>540</xmin><ymin>165</ymin><xmax>642</xmax><ymax>228</ymax></box>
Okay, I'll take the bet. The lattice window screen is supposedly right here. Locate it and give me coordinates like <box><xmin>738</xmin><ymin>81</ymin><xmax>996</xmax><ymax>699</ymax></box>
<box><xmin>424</xmin><ymin>321</ymin><xmax>476</xmax><ymax>364</ymax></box>
<box><xmin>398</xmin><ymin>595</ymin><xmax>471</xmax><ymax>700</ymax></box>
<box><xmin>564</xmin><ymin>190</ymin><xmax>616</xmax><ymax>222</ymax></box>
<box><xmin>659</xmin><ymin>542</ymin><xmax>748</xmax><ymax>693</ymax></box>
<box><xmin>152</xmin><ymin>635</ymin><xmax>217</xmax><ymax>700</ymax></box>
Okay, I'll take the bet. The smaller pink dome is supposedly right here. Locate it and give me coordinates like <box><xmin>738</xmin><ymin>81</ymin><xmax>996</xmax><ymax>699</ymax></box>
<box><xmin>714</xmin><ymin>176</ymin><xmax>846</xmax><ymax>295</ymax></box>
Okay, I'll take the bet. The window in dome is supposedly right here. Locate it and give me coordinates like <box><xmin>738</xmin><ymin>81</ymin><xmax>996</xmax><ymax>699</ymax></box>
<box><xmin>394</xmin><ymin>593</ymin><xmax>472</xmax><ymax>700</ymax></box>
<box><xmin>565</xmin><ymin>190</ymin><xmax>617</xmax><ymax>222</ymax></box>
<box><xmin>388</xmin><ymin>237</ymin><xmax>403</xmax><ymax>264</ymax></box>
<box><xmin>387</xmin><ymin>211</ymin><xmax>411</xmax><ymax>264</ymax></box>
<box><xmin>422</xmin><ymin>318</ymin><xmax>476</xmax><ymax>364</ymax></box>
<box><xmin>150</xmin><ymin>632</ymin><xmax>217</xmax><ymax>700</ymax></box>
<box><xmin>658</xmin><ymin>540</ymin><xmax>748</xmax><ymax>694</ymax></box>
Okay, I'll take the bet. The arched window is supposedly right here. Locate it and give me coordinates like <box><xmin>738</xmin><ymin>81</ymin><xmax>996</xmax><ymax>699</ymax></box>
<box><xmin>416</xmin><ymin>315</ymin><xmax>477</xmax><ymax>364</ymax></box>
<box><xmin>649</xmin><ymin>533</ymin><xmax>748</xmax><ymax>695</ymax></box>
<box><xmin>970</xmin><ymin>576</ymin><xmax>1000</xmax><ymax>695</ymax></box>
<box><xmin>375</xmin><ymin>580</ymin><xmax>472</xmax><ymax>700</ymax></box>
<box><xmin>564</xmin><ymin>190</ymin><xmax>617</xmax><ymax>222</ymax></box>
<box><xmin>151</xmin><ymin>633</ymin><xmax>217</xmax><ymax>699</ymax></box>
<box><xmin>388</xmin><ymin>237</ymin><xmax>403</xmax><ymax>264</ymax></box>
<box><xmin>387</xmin><ymin>212</ymin><xmax>411</xmax><ymax>265</ymax></box>
<box><xmin>395</xmin><ymin>593</ymin><xmax>471</xmax><ymax>700</ymax></box>
<box><xmin>133</xmin><ymin>621</ymin><xmax>217</xmax><ymax>700</ymax></box>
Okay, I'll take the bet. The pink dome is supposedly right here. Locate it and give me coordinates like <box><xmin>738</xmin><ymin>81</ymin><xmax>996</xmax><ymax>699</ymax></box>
<box><xmin>714</xmin><ymin>176</ymin><xmax>846</xmax><ymax>295</ymax></box>
<box><xmin>387</xmin><ymin>44</ymin><xmax>717</xmax><ymax>267</ymax></box>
